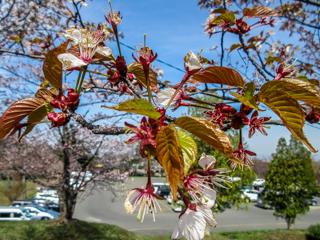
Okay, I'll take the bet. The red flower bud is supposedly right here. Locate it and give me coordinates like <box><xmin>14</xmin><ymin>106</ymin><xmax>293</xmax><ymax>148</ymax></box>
<box><xmin>115</xmin><ymin>56</ymin><xmax>127</xmax><ymax>74</ymax></box>
<box><xmin>231</xmin><ymin>112</ymin><xmax>249</xmax><ymax>129</ymax></box>
<box><xmin>236</xmin><ymin>19</ymin><xmax>250</xmax><ymax>34</ymax></box>
<box><xmin>108</xmin><ymin>70</ymin><xmax>120</xmax><ymax>85</ymax></box>
<box><xmin>306</xmin><ymin>110</ymin><xmax>320</xmax><ymax>124</ymax></box>
<box><xmin>50</xmin><ymin>99</ymin><xmax>62</xmax><ymax>109</ymax></box>
<box><xmin>47</xmin><ymin>112</ymin><xmax>69</xmax><ymax>127</ymax></box>
<box><xmin>127</xmin><ymin>73</ymin><xmax>135</xmax><ymax>81</ymax></box>
<box><xmin>216</xmin><ymin>103</ymin><xmax>237</xmax><ymax>115</ymax></box>
<box><xmin>67</xmin><ymin>89</ymin><xmax>79</xmax><ymax>102</ymax></box>
<box><xmin>275</xmin><ymin>63</ymin><xmax>294</xmax><ymax>80</ymax></box>
<box><xmin>240</xmin><ymin>104</ymin><xmax>253</xmax><ymax>115</ymax></box>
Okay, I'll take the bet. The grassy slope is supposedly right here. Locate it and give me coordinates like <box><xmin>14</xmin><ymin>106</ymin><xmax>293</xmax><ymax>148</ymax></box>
<box><xmin>0</xmin><ymin>220</ymin><xmax>308</xmax><ymax>240</ymax></box>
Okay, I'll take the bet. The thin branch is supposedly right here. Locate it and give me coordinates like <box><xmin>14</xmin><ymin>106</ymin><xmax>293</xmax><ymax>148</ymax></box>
<box><xmin>238</xmin><ymin>34</ymin><xmax>270</xmax><ymax>81</ymax></box>
<box><xmin>0</xmin><ymin>49</ymin><xmax>44</xmax><ymax>59</ymax></box>
<box><xmin>0</xmin><ymin>0</ymin><xmax>16</xmax><ymax>22</ymax></box>
<box><xmin>68</xmin><ymin>111</ymin><xmax>126</xmax><ymax>135</ymax></box>
<box><xmin>297</xmin><ymin>0</ymin><xmax>320</xmax><ymax>8</ymax></box>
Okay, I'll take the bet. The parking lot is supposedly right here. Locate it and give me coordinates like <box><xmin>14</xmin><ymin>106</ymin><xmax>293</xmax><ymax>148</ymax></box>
<box><xmin>73</xmin><ymin>177</ymin><xmax>320</xmax><ymax>234</ymax></box>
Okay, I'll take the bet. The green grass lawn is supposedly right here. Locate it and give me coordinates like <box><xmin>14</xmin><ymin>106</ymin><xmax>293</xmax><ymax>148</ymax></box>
<box><xmin>0</xmin><ymin>180</ymin><xmax>37</xmax><ymax>205</ymax></box>
<box><xmin>0</xmin><ymin>220</ymin><xmax>309</xmax><ymax>240</ymax></box>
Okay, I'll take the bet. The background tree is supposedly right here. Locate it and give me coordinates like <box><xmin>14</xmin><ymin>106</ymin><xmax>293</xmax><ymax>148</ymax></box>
<box><xmin>0</xmin><ymin>125</ymin><xmax>137</xmax><ymax>222</ymax></box>
<box><xmin>262</xmin><ymin>136</ymin><xmax>319</xmax><ymax>229</ymax></box>
<box><xmin>198</xmin><ymin>0</ymin><xmax>320</xmax><ymax>78</ymax></box>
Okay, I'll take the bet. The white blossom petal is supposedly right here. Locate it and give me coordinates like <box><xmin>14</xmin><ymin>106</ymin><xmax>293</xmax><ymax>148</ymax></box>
<box><xmin>58</xmin><ymin>53</ymin><xmax>87</xmax><ymax>70</ymax></box>
<box><xmin>171</xmin><ymin>209</ymin><xmax>206</xmax><ymax>240</ymax></box>
<box><xmin>124</xmin><ymin>189</ymin><xmax>140</xmax><ymax>214</ymax></box>
<box><xmin>156</xmin><ymin>88</ymin><xmax>176</xmax><ymax>106</ymax></box>
<box><xmin>184</xmin><ymin>51</ymin><xmax>202</xmax><ymax>71</ymax></box>
<box><xmin>96</xmin><ymin>46</ymin><xmax>113</xmax><ymax>58</ymax></box>
<box><xmin>198</xmin><ymin>153</ymin><xmax>216</xmax><ymax>170</ymax></box>
<box><xmin>199</xmin><ymin>206</ymin><xmax>217</xmax><ymax>227</ymax></box>
<box><xmin>201</xmin><ymin>188</ymin><xmax>216</xmax><ymax>208</ymax></box>
<box><xmin>63</xmin><ymin>28</ymin><xmax>82</xmax><ymax>44</ymax></box>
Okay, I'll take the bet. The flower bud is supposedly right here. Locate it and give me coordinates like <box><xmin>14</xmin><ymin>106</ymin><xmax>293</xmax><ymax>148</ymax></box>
<box><xmin>236</xmin><ymin>19</ymin><xmax>250</xmax><ymax>34</ymax></box>
<box><xmin>47</xmin><ymin>112</ymin><xmax>69</xmax><ymax>127</ymax></box>
<box><xmin>184</xmin><ymin>51</ymin><xmax>202</xmax><ymax>72</ymax></box>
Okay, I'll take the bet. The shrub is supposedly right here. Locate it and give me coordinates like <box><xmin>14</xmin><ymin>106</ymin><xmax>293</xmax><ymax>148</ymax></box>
<box><xmin>307</xmin><ymin>224</ymin><xmax>320</xmax><ymax>240</ymax></box>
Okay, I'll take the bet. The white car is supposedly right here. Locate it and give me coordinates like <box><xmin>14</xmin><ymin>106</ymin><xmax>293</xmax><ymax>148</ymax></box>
<box><xmin>21</xmin><ymin>206</ymin><xmax>57</xmax><ymax>220</ymax></box>
<box><xmin>241</xmin><ymin>189</ymin><xmax>259</xmax><ymax>202</ymax></box>
<box><xmin>34</xmin><ymin>193</ymin><xmax>59</xmax><ymax>204</ymax></box>
<box><xmin>253</xmin><ymin>178</ymin><xmax>265</xmax><ymax>186</ymax></box>
<box><xmin>0</xmin><ymin>207</ymin><xmax>30</xmax><ymax>221</ymax></box>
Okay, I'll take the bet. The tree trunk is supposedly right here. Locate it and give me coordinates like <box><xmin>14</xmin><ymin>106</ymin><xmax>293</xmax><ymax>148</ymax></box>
<box><xmin>285</xmin><ymin>217</ymin><xmax>294</xmax><ymax>230</ymax></box>
<box><xmin>59</xmin><ymin>143</ymin><xmax>78</xmax><ymax>223</ymax></box>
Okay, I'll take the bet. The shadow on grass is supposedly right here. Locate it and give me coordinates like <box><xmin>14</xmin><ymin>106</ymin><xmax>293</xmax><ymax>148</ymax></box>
<box><xmin>0</xmin><ymin>220</ymin><xmax>139</xmax><ymax>240</ymax></box>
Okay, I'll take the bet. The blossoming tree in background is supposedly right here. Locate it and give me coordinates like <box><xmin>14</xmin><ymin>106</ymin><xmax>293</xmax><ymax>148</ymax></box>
<box><xmin>0</xmin><ymin>0</ymin><xmax>320</xmax><ymax>239</ymax></box>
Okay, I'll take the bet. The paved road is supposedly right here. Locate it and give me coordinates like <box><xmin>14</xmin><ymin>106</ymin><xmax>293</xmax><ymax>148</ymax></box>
<box><xmin>74</xmin><ymin>177</ymin><xmax>320</xmax><ymax>235</ymax></box>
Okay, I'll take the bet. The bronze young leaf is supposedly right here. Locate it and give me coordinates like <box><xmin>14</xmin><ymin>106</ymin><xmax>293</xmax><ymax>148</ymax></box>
<box><xmin>127</xmin><ymin>62</ymin><xmax>158</xmax><ymax>91</ymax></box>
<box><xmin>19</xmin><ymin>103</ymin><xmax>52</xmax><ymax>140</ymax></box>
<box><xmin>189</xmin><ymin>66</ymin><xmax>245</xmax><ymax>87</ymax></box>
<box><xmin>261</xmin><ymin>78</ymin><xmax>320</xmax><ymax>107</ymax></box>
<box><xmin>258</xmin><ymin>85</ymin><xmax>317</xmax><ymax>152</ymax></box>
<box><xmin>156</xmin><ymin>125</ymin><xmax>184</xmax><ymax>200</ymax></box>
<box><xmin>243</xmin><ymin>6</ymin><xmax>278</xmax><ymax>18</ymax></box>
<box><xmin>43</xmin><ymin>41</ymin><xmax>69</xmax><ymax>90</ymax></box>
<box><xmin>0</xmin><ymin>98</ymin><xmax>46</xmax><ymax>139</ymax></box>
<box><xmin>175</xmin><ymin>116</ymin><xmax>237</xmax><ymax>160</ymax></box>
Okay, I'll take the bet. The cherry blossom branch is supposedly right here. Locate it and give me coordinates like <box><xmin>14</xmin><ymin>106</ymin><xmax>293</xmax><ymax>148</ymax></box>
<box><xmin>0</xmin><ymin>49</ymin><xmax>44</xmax><ymax>60</ymax></box>
<box><xmin>298</xmin><ymin>0</ymin><xmax>320</xmax><ymax>7</ymax></box>
<box><xmin>68</xmin><ymin>111</ymin><xmax>126</xmax><ymax>135</ymax></box>
<box><xmin>238</xmin><ymin>34</ymin><xmax>270</xmax><ymax>81</ymax></box>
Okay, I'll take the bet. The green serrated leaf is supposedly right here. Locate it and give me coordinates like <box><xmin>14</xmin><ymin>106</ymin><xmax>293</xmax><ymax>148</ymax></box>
<box><xmin>102</xmin><ymin>99</ymin><xmax>161</xmax><ymax>119</ymax></box>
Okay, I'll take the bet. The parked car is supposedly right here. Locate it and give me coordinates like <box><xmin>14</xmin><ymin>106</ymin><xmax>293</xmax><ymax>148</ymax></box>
<box><xmin>153</xmin><ymin>183</ymin><xmax>169</xmax><ymax>196</ymax></box>
<box><xmin>11</xmin><ymin>200</ymin><xmax>33</xmax><ymax>208</ymax></box>
<box><xmin>44</xmin><ymin>203</ymin><xmax>60</xmax><ymax>212</ymax></box>
<box><xmin>253</xmin><ymin>178</ymin><xmax>265</xmax><ymax>187</ymax></box>
<box><xmin>241</xmin><ymin>189</ymin><xmax>259</xmax><ymax>202</ymax></box>
<box><xmin>307</xmin><ymin>196</ymin><xmax>319</xmax><ymax>206</ymax></box>
<box><xmin>0</xmin><ymin>207</ymin><xmax>30</xmax><ymax>221</ymax></box>
<box><xmin>255</xmin><ymin>197</ymin><xmax>273</xmax><ymax>209</ymax></box>
<box><xmin>34</xmin><ymin>193</ymin><xmax>59</xmax><ymax>204</ymax></box>
<box><xmin>153</xmin><ymin>183</ymin><xmax>170</xmax><ymax>198</ymax></box>
<box><xmin>21</xmin><ymin>205</ymin><xmax>59</xmax><ymax>220</ymax></box>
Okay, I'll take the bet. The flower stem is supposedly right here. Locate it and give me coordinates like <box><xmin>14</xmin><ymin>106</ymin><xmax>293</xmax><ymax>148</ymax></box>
<box><xmin>115</xmin><ymin>30</ymin><xmax>122</xmax><ymax>57</ymax></box>
<box><xmin>86</xmin><ymin>70</ymin><xmax>108</xmax><ymax>77</ymax></box>
<box><xmin>165</xmin><ymin>72</ymin><xmax>190</xmax><ymax>109</ymax></box>
<box><xmin>77</xmin><ymin>66</ymin><xmax>88</xmax><ymax>93</ymax></box>
<box><xmin>75</xmin><ymin>70</ymin><xmax>82</xmax><ymax>91</ymax></box>
<box><xmin>146</xmin><ymin>152</ymin><xmax>152</xmax><ymax>187</ymax></box>
<box><xmin>144</xmin><ymin>68</ymin><xmax>152</xmax><ymax>103</ymax></box>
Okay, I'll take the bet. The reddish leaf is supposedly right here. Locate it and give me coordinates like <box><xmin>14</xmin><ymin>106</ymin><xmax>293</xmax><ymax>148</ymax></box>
<box><xmin>243</xmin><ymin>6</ymin><xmax>278</xmax><ymax>18</ymax></box>
<box><xmin>189</xmin><ymin>66</ymin><xmax>245</xmax><ymax>87</ymax></box>
<box><xmin>43</xmin><ymin>42</ymin><xmax>69</xmax><ymax>90</ymax></box>
<box><xmin>0</xmin><ymin>98</ymin><xmax>46</xmax><ymax>139</ymax></box>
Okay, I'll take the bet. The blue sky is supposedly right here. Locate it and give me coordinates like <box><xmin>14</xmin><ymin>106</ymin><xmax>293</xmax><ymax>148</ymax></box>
<box><xmin>77</xmin><ymin>0</ymin><xmax>320</xmax><ymax>160</ymax></box>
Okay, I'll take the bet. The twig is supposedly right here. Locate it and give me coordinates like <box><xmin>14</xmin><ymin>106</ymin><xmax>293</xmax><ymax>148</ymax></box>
<box><xmin>238</xmin><ymin>34</ymin><xmax>270</xmax><ymax>82</ymax></box>
<box><xmin>68</xmin><ymin>111</ymin><xmax>126</xmax><ymax>135</ymax></box>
